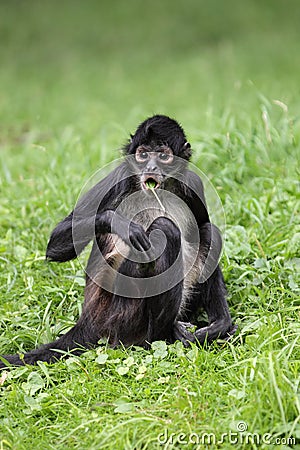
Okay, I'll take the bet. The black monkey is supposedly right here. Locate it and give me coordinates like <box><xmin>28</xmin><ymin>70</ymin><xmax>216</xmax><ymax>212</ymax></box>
<box><xmin>0</xmin><ymin>115</ymin><xmax>237</xmax><ymax>368</ymax></box>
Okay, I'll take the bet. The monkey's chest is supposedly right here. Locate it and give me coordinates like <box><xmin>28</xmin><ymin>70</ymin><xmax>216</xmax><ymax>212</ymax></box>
<box><xmin>111</xmin><ymin>192</ymin><xmax>201</xmax><ymax>306</ymax></box>
<box><xmin>118</xmin><ymin>190</ymin><xmax>193</xmax><ymax>238</ymax></box>
<box><xmin>134</xmin><ymin>207</ymin><xmax>166</xmax><ymax>229</ymax></box>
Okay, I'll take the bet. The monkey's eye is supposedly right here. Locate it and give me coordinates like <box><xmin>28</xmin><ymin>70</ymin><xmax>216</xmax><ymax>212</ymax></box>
<box><xmin>135</xmin><ymin>150</ymin><xmax>149</xmax><ymax>162</ymax></box>
<box><xmin>159</xmin><ymin>153</ymin><xmax>169</xmax><ymax>161</ymax></box>
<box><xmin>158</xmin><ymin>152</ymin><xmax>173</xmax><ymax>163</ymax></box>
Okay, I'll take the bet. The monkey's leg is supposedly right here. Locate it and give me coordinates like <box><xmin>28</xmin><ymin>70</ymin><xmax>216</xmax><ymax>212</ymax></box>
<box><xmin>193</xmin><ymin>265</ymin><xmax>237</xmax><ymax>343</ymax></box>
<box><xmin>174</xmin><ymin>266</ymin><xmax>237</xmax><ymax>346</ymax></box>
<box><xmin>143</xmin><ymin>217</ymin><xmax>184</xmax><ymax>343</ymax></box>
<box><xmin>174</xmin><ymin>222</ymin><xmax>237</xmax><ymax>346</ymax></box>
<box><xmin>106</xmin><ymin>216</ymin><xmax>184</xmax><ymax>346</ymax></box>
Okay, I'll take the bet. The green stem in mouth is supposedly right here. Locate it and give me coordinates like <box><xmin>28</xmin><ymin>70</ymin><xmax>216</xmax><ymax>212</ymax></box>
<box><xmin>145</xmin><ymin>179</ymin><xmax>157</xmax><ymax>190</ymax></box>
<box><xmin>149</xmin><ymin>187</ymin><xmax>165</xmax><ymax>213</ymax></box>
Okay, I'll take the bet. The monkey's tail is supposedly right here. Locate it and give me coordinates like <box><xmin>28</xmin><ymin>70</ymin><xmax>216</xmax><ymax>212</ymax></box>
<box><xmin>0</xmin><ymin>323</ymin><xmax>97</xmax><ymax>368</ymax></box>
<box><xmin>0</xmin><ymin>343</ymin><xmax>64</xmax><ymax>368</ymax></box>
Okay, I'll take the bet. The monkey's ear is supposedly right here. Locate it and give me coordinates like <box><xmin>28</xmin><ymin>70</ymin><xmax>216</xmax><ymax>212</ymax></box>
<box><xmin>182</xmin><ymin>141</ymin><xmax>192</xmax><ymax>160</ymax></box>
<box><xmin>130</xmin><ymin>133</ymin><xmax>134</xmax><ymax>140</ymax></box>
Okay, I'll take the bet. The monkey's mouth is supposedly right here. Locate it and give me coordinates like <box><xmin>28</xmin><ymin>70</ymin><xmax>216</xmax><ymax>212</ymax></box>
<box><xmin>141</xmin><ymin>175</ymin><xmax>161</xmax><ymax>190</ymax></box>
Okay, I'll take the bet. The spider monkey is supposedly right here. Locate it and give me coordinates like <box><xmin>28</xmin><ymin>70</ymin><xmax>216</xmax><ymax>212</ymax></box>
<box><xmin>0</xmin><ymin>115</ymin><xmax>237</xmax><ymax>367</ymax></box>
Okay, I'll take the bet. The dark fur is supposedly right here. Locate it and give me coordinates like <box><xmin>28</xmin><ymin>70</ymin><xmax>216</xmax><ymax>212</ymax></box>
<box><xmin>0</xmin><ymin>115</ymin><xmax>236</xmax><ymax>368</ymax></box>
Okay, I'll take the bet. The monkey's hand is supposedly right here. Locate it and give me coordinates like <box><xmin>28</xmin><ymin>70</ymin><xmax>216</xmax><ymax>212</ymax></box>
<box><xmin>95</xmin><ymin>210</ymin><xmax>151</xmax><ymax>252</ymax></box>
<box><xmin>111</xmin><ymin>215</ymin><xmax>151</xmax><ymax>252</ymax></box>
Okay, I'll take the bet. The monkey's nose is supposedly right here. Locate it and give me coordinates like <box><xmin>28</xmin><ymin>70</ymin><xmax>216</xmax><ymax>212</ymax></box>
<box><xmin>146</xmin><ymin>164</ymin><xmax>159</xmax><ymax>172</ymax></box>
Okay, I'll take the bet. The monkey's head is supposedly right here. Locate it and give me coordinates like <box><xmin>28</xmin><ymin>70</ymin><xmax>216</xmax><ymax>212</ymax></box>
<box><xmin>124</xmin><ymin>115</ymin><xmax>191</xmax><ymax>191</ymax></box>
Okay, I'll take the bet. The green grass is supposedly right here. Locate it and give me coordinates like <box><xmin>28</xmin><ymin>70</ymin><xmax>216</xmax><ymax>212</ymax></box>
<box><xmin>0</xmin><ymin>1</ymin><xmax>299</xmax><ymax>449</ymax></box>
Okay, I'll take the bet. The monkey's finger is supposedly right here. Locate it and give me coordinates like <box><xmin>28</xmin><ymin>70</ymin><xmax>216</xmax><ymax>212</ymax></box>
<box><xmin>131</xmin><ymin>240</ymin><xmax>145</xmax><ymax>252</ymax></box>
<box><xmin>137</xmin><ymin>233</ymin><xmax>151</xmax><ymax>251</ymax></box>
<box><xmin>130</xmin><ymin>230</ymin><xmax>151</xmax><ymax>252</ymax></box>
<box><xmin>130</xmin><ymin>234</ymin><xmax>150</xmax><ymax>252</ymax></box>
<box><xmin>137</xmin><ymin>238</ymin><xmax>151</xmax><ymax>253</ymax></box>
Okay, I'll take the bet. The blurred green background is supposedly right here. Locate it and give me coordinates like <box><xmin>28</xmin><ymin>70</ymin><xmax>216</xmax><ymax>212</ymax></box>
<box><xmin>1</xmin><ymin>0</ymin><xmax>299</xmax><ymax>142</ymax></box>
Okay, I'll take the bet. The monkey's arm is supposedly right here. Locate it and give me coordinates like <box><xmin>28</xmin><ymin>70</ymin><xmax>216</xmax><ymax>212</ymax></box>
<box><xmin>46</xmin><ymin>162</ymin><xmax>151</xmax><ymax>262</ymax></box>
<box><xmin>184</xmin><ymin>170</ymin><xmax>209</xmax><ymax>226</ymax></box>
<box><xmin>46</xmin><ymin>209</ymin><xmax>151</xmax><ymax>262</ymax></box>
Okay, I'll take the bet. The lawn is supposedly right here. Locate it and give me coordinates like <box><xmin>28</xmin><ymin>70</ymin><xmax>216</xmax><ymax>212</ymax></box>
<box><xmin>0</xmin><ymin>1</ymin><xmax>299</xmax><ymax>449</ymax></box>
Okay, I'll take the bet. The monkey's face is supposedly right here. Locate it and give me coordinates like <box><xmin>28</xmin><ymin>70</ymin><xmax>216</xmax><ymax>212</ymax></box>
<box><xmin>135</xmin><ymin>145</ymin><xmax>174</xmax><ymax>191</ymax></box>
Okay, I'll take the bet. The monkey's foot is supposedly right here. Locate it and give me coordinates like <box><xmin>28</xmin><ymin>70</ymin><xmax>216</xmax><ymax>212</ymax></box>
<box><xmin>173</xmin><ymin>321</ymin><xmax>197</xmax><ymax>347</ymax></box>
<box><xmin>194</xmin><ymin>321</ymin><xmax>238</xmax><ymax>344</ymax></box>
<box><xmin>221</xmin><ymin>323</ymin><xmax>238</xmax><ymax>341</ymax></box>
<box><xmin>174</xmin><ymin>321</ymin><xmax>238</xmax><ymax>347</ymax></box>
